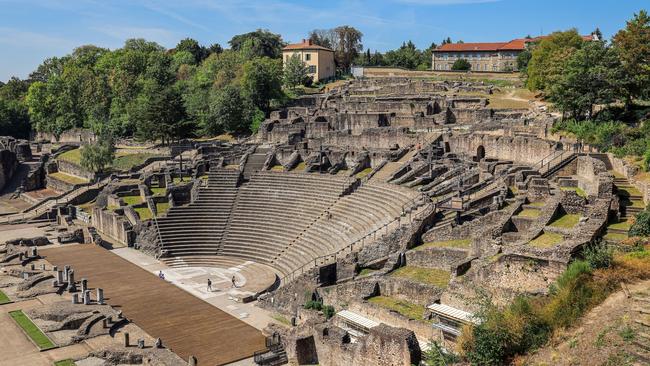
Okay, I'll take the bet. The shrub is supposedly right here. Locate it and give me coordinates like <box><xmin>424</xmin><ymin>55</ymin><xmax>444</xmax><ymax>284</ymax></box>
<box><xmin>322</xmin><ymin>305</ymin><xmax>335</xmax><ymax>319</ymax></box>
<box><xmin>584</xmin><ymin>241</ymin><xmax>614</xmax><ymax>269</ymax></box>
<box><xmin>424</xmin><ymin>340</ymin><xmax>460</xmax><ymax>366</ymax></box>
<box><xmin>303</xmin><ymin>300</ymin><xmax>322</xmax><ymax>310</ymax></box>
<box><xmin>630</xmin><ymin>209</ymin><xmax>650</xmax><ymax>237</ymax></box>
<box><xmin>452</xmin><ymin>59</ymin><xmax>471</xmax><ymax>71</ymax></box>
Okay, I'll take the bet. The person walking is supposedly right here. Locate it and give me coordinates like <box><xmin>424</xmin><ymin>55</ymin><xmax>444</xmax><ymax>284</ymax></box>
<box><xmin>207</xmin><ymin>278</ymin><xmax>212</xmax><ymax>292</ymax></box>
<box><xmin>231</xmin><ymin>275</ymin><xmax>237</xmax><ymax>288</ymax></box>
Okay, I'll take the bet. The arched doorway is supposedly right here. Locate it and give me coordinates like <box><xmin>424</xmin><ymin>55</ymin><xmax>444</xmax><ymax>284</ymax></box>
<box><xmin>476</xmin><ymin>145</ymin><xmax>486</xmax><ymax>160</ymax></box>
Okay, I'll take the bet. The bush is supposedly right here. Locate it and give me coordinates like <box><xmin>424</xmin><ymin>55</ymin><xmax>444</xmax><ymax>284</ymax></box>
<box><xmin>452</xmin><ymin>59</ymin><xmax>471</xmax><ymax>71</ymax></box>
<box><xmin>322</xmin><ymin>305</ymin><xmax>335</xmax><ymax>319</ymax></box>
<box><xmin>423</xmin><ymin>340</ymin><xmax>460</xmax><ymax>366</ymax></box>
<box><xmin>584</xmin><ymin>241</ymin><xmax>614</xmax><ymax>269</ymax></box>
<box><xmin>630</xmin><ymin>209</ymin><xmax>650</xmax><ymax>237</ymax></box>
<box><xmin>304</xmin><ymin>300</ymin><xmax>323</xmax><ymax>310</ymax></box>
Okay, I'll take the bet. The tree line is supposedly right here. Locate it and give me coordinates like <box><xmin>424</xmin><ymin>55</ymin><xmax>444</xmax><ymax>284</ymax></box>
<box><xmin>0</xmin><ymin>26</ymin><xmax>366</xmax><ymax>143</ymax></box>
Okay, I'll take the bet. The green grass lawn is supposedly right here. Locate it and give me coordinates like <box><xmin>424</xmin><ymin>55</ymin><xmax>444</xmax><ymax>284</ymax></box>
<box><xmin>560</xmin><ymin>186</ymin><xmax>587</xmax><ymax>198</ymax></box>
<box><xmin>112</xmin><ymin>152</ymin><xmax>161</xmax><ymax>172</ymax></box>
<box><xmin>549</xmin><ymin>214</ymin><xmax>581</xmax><ymax>229</ymax></box>
<box><xmin>528</xmin><ymin>232</ymin><xmax>564</xmax><ymax>248</ymax></box>
<box><xmin>57</xmin><ymin>148</ymin><xmax>81</xmax><ymax>164</ymax></box>
<box><xmin>9</xmin><ymin>310</ymin><xmax>56</xmax><ymax>350</ymax></box>
<box><xmin>54</xmin><ymin>360</ymin><xmax>76</xmax><ymax>366</ymax></box>
<box><xmin>150</xmin><ymin>187</ymin><xmax>166</xmax><ymax>196</ymax></box>
<box><xmin>134</xmin><ymin>207</ymin><xmax>153</xmax><ymax>221</ymax></box>
<box><xmin>155</xmin><ymin>202</ymin><xmax>170</xmax><ymax>216</ymax></box>
<box><xmin>617</xmin><ymin>185</ymin><xmax>642</xmax><ymax>197</ymax></box>
<box><xmin>48</xmin><ymin>172</ymin><xmax>89</xmax><ymax>185</ymax></box>
<box><xmin>122</xmin><ymin>196</ymin><xmax>142</xmax><ymax>206</ymax></box>
<box><xmin>417</xmin><ymin>238</ymin><xmax>471</xmax><ymax>250</ymax></box>
<box><xmin>368</xmin><ymin>296</ymin><xmax>427</xmax><ymax>321</ymax></box>
<box><xmin>604</xmin><ymin>231</ymin><xmax>628</xmax><ymax>242</ymax></box>
<box><xmin>608</xmin><ymin>218</ymin><xmax>634</xmax><ymax>231</ymax></box>
<box><xmin>517</xmin><ymin>208</ymin><xmax>541</xmax><ymax>218</ymax></box>
<box><xmin>621</xmin><ymin>198</ymin><xmax>646</xmax><ymax>209</ymax></box>
<box><xmin>390</xmin><ymin>266</ymin><xmax>451</xmax><ymax>288</ymax></box>
<box><xmin>527</xmin><ymin>201</ymin><xmax>546</xmax><ymax>207</ymax></box>
<box><xmin>0</xmin><ymin>289</ymin><xmax>11</xmax><ymax>304</ymax></box>
<box><xmin>172</xmin><ymin>177</ymin><xmax>191</xmax><ymax>184</ymax></box>
<box><xmin>271</xmin><ymin>165</ymin><xmax>284</xmax><ymax>171</ymax></box>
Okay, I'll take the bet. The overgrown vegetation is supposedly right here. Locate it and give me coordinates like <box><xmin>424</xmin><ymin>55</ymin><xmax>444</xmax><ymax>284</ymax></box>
<box><xmin>303</xmin><ymin>300</ymin><xmax>335</xmax><ymax>319</ymax></box>
<box><xmin>368</xmin><ymin>296</ymin><xmax>427</xmax><ymax>321</ymax></box>
<box><xmin>458</xmin><ymin>241</ymin><xmax>650</xmax><ymax>365</ymax></box>
<box><xmin>390</xmin><ymin>266</ymin><xmax>451</xmax><ymax>288</ymax></box>
<box><xmin>630</xmin><ymin>206</ymin><xmax>650</xmax><ymax>236</ymax></box>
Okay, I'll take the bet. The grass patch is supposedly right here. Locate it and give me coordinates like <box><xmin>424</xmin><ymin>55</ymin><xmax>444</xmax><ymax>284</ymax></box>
<box><xmin>608</xmin><ymin>218</ymin><xmax>634</xmax><ymax>231</ymax></box>
<box><xmin>368</xmin><ymin>296</ymin><xmax>427</xmax><ymax>321</ymax></box>
<box><xmin>155</xmin><ymin>202</ymin><xmax>170</xmax><ymax>216</ymax></box>
<box><xmin>517</xmin><ymin>208</ymin><xmax>541</xmax><ymax>218</ymax></box>
<box><xmin>560</xmin><ymin>186</ymin><xmax>587</xmax><ymax>198</ymax></box>
<box><xmin>57</xmin><ymin>149</ymin><xmax>81</xmax><ymax>164</ymax></box>
<box><xmin>270</xmin><ymin>165</ymin><xmax>284</xmax><ymax>171</ymax></box>
<box><xmin>621</xmin><ymin>198</ymin><xmax>645</xmax><ymax>209</ymax></box>
<box><xmin>358</xmin><ymin>268</ymin><xmax>378</xmax><ymax>276</ymax></box>
<box><xmin>76</xmin><ymin>200</ymin><xmax>95</xmax><ymax>213</ymax></box>
<box><xmin>417</xmin><ymin>238</ymin><xmax>471</xmax><ymax>250</ymax></box>
<box><xmin>9</xmin><ymin>310</ymin><xmax>56</xmax><ymax>350</ymax></box>
<box><xmin>111</xmin><ymin>152</ymin><xmax>161</xmax><ymax>172</ymax></box>
<box><xmin>528</xmin><ymin>232</ymin><xmax>564</xmax><ymax>248</ymax></box>
<box><xmin>528</xmin><ymin>201</ymin><xmax>546</xmax><ymax>207</ymax></box>
<box><xmin>549</xmin><ymin>214</ymin><xmax>581</xmax><ymax>229</ymax></box>
<box><xmin>134</xmin><ymin>207</ymin><xmax>153</xmax><ymax>221</ymax></box>
<box><xmin>0</xmin><ymin>289</ymin><xmax>10</xmax><ymax>304</ymax></box>
<box><xmin>291</xmin><ymin>162</ymin><xmax>306</xmax><ymax>171</ymax></box>
<box><xmin>617</xmin><ymin>185</ymin><xmax>642</xmax><ymax>197</ymax></box>
<box><xmin>390</xmin><ymin>266</ymin><xmax>451</xmax><ymax>288</ymax></box>
<box><xmin>121</xmin><ymin>195</ymin><xmax>142</xmax><ymax>206</ymax></box>
<box><xmin>48</xmin><ymin>172</ymin><xmax>88</xmax><ymax>185</ymax></box>
<box><xmin>355</xmin><ymin>167</ymin><xmax>373</xmax><ymax>179</ymax></box>
<box><xmin>172</xmin><ymin>177</ymin><xmax>191</xmax><ymax>184</ymax></box>
<box><xmin>271</xmin><ymin>314</ymin><xmax>291</xmax><ymax>326</ymax></box>
<box><xmin>150</xmin><ymin>187</ymin><xmax>166</xmax><ymax>196</ymax></box>
<box><xmin>604</xmin><ymin>231</ymin><xmax>628</xmax><ymax>242</ymax></box>
<box><xmin>54</xmin><ymin>360</ymin><xmax>76</xmax><ymax>366</ymax></box>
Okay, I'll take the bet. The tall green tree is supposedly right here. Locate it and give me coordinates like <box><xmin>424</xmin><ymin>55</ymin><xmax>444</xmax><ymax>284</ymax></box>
<box><xmin>526</xmin><ymin>29</ymin><xmax>585</xmax><ymax>92</ymax></box>
<box><xmin>80</xmin><ymin>132</ymin><xmax>115</xmax><ymax>174</ymax></box>
<box><xmin>205</xmin><ymin>84</ymin><xmax>253</xmax><ymax>135</ymax></box>
<box><xmin>229</xmin><ymin>30</ymin><xmax>284</xmax><ymax>59</ymax></box>
<box><xmin>333</xmin><ymin>26</ymin><xmax>363</xmax><ymax>72</ymax></box>
<box><xmin>241</xmin><ymin>57</ymin><xmax>283</xmax><ymax>114</ymax></box>
<box><xmin>283</xmin><ymin>54</ymin><xmax>309</xmax><ymax>90</ymax></box>
<box><xmin>612</xmin><ymin>10</ymin><xmax>650</xmax><ymax>108</ymax></box>
<box><xmin>384</xmin><ymin>41</ymin><xmax>423</xmax><ymax>70</ymax></box>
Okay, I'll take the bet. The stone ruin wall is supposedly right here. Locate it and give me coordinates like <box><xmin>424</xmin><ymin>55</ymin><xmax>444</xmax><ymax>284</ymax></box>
<box><xmin>449</xmin><ymin>133</ymin><xmax>561</xmax><ymax>165</ymax></box>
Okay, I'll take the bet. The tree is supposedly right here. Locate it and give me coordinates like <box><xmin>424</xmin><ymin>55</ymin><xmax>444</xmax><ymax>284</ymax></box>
<box><xmin>206</xmin><ymin>85</ymin><xmax>253</xmax><ymax>135</ymax></box>
<box><xmin>229</xmin><ymin>29</ymin><xmax>284</xmax><ymax>59</ymax></box>
<box><xmin>547</xmin><ymin>41</ymin><xmax>620</xmax><ymax>119</ymax></box>
<box><xmin>308</xmin><ymin>29</ymin><xmax>335</xmax><ymax>50</ymax></box>
<box><xmin>452</xmin><ymin>59</ymin><xmax>471</xmax><ymax>71</ymax></box>
<box><xmin>612</xmin><ymin>10</ymin><xmax>650</xmax><ymax>109</ymax></box>
<box><xmin>526</xmin><ymin>29</ymin><xmax>585</xmax><ymax>92</ymax></box>
<box><xmin>241</xmin><ymin>57</ymin><xmax>283</xmax><ymax>114</ymax></box>
<box><xmin>80</xmin><ymin>133</ymin><xmax>115</xmax><ymax>174</ymax></box>
<box><xmin>332</xmin><ymin>26</ymin><xmax>363</xmax><ymax>72</ymax></box>
<box><xmin>516</xmin><ymin>50</ymin><xmax>532</xmax><ymax>74</ymax></box>
<box><xmin>174</xmin><ymin>38</ymin><xmax>206</xmax><ymax>64</ymax></box>
<box><xmin>384</xmin><ymin>41</ymin><xmax>423</xmax><ymax>70</ymax></box>
<box><xmin>283</xmin><ymin>54</ymin><xmax>309</xmax><ymax>90</ymax></box>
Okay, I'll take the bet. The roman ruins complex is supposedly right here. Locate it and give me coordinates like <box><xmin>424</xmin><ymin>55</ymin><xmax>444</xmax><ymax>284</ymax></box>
<box><xmin>0</xmin><ymin>76</ymin><xmax>646</xmax><ymax>365</ymax></box>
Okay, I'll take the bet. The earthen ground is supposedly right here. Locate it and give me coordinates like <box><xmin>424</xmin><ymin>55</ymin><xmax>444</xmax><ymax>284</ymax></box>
<box><xmin>41</xmin><ymin>245</ymin><xmax>266</xmax><ymax>365</ymax></box>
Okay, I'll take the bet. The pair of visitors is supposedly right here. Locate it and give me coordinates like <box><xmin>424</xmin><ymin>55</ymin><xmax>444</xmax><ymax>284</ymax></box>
<box><xmin>158</xmin><ymin>271</ymin><xmax>165</xmax><ymax>280</ymax></box>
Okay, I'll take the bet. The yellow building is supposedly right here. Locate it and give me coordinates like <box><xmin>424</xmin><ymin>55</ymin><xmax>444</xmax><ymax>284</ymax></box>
<box><xmin>282</xmin><ymin>39</ymin><xmax>335</xmax><ymax>82</ymax></box>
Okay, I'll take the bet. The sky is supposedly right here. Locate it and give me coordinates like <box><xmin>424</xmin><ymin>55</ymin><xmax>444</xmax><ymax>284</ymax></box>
<box><xmin>0</xmin><ymin>0</ymin><xmax>647</xmax><ymax>81</ymax></box>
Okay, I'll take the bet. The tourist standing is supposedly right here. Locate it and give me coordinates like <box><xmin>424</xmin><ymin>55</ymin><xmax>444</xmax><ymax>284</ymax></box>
<box><xmin>231</xmin><ymin>275</ymin><xmax>237</xmax><ymax>288</ymax></box>
<box><xmin>207</xmin><ymin>278</ymin><xmax>212</xmax><ymax>292</ymax></box>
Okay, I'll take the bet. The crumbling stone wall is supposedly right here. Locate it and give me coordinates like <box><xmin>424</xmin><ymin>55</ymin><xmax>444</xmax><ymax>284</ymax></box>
<box><xmin>449</xmin><ymin>133</ymin><xmax>560</xmax><ymax>165</ymax></box>
<box><xmin>0</xmin><ymin>149</ymin><xmax>18</xmax><ymax>192</ymax></box>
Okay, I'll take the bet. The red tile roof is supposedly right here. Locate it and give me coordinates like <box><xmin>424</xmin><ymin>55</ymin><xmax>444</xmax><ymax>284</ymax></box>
<box><xmin>434</xmin><ymin>34</ymin><xmax>596</xmax><ymax>52</ymax></box>
<box><xmin>283</xmin><ymin>39</ymin><xmax>333</xmax><ymax>52</ymax></box>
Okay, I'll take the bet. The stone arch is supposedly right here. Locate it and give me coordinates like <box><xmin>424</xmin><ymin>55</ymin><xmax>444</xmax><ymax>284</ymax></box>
<box><xmin>476</xmin><ymin>145</ymin><xmax>486</xmax><ymax>160</ymax></box>
<box><xmin>291</xmin><ymin>117</ymin><xmax>304</xmax><ymax>125</ymax></box>
<box><xmin>444</xmin><ymin>142</ymin><xmax>451</xmax><ymax>153</ymax></box>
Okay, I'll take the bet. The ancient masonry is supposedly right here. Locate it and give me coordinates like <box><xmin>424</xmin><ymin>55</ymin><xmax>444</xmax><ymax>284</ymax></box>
<box><xmin>0</xmin><ymin>77</ymin><xmax>642</xmax><ymax>365</ymax></box>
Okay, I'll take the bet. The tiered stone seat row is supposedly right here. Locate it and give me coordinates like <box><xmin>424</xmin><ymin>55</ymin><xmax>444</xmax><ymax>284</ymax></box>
<box><xmin>157</xmin><ymin>169</ymin><xmax>240</xmax><ymax>257</ymax></box>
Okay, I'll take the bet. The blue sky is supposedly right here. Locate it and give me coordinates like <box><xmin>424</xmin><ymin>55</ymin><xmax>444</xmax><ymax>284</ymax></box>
<box><xmin>0</xmin><ymin>0</ymin><xmax>646</xmax><ymax>81</ymax></box>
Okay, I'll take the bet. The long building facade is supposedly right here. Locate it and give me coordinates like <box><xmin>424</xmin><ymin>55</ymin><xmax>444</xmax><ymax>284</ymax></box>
<box><xmin>432</xmin><ymin>34</ymin><xmax>598</xmax><ymax>72</ymax></box>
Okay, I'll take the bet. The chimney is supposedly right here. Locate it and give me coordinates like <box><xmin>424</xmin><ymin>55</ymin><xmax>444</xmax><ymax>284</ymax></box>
<box><xmin>302</xmin><ymin>38</ymin><xmax>306</xmax><ymax>44</ymax></box>
<box><xmin>308</xmin><ymin>39</ymin><xmax>312</xmax><ymax>45</ymax></box>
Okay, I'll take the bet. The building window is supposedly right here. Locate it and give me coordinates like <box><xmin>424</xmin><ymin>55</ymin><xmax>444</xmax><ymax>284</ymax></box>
<box><xmin>305</xmin><ymin>53</ymin><xmax>311</xmax><ymax>61</ymax></box>
<box><xmin>308</xmin><ymin>65</ymin><xmax>317</xmax><ymax>74</ymax></box>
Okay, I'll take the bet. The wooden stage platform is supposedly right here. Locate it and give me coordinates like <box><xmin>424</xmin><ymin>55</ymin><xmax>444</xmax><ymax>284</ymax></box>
<box><xmin>41</xmin><ymin>245</ymin><xmax>266</xmax><ymax>365</ymax></box>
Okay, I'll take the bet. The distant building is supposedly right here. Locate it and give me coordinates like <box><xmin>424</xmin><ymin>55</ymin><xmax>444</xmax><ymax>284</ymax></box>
<box><xmin>282</xmin><ymin>39</ymin><xmax>335</xmax><ymax>82</ymax></box>
<box><xmin>432</xmin><ymin>34</ymin><xmax>599</xmax><ymax>72</ymax></box>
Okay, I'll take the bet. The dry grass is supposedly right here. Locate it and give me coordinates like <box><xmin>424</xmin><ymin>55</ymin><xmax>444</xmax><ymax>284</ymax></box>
<box><xmin>517</xmin><ymin>209</ymin><xmax>541</xmax><ymax>218</ymax></box>
<box><xmin>368</xmin><ymin>296</ymin><xmax>427</xmax><ymax>321</ymax></box>
<box><xmin>355</xmin><ymin>167</ymin><xmax>373</xmax><ymax>179</ymax></box>
<box><xmin>390</xmin><ymin>266</ymin><xmax>451</xmax><ymax>288</ymax></box>
<box><xmin>417</xmin><ymin>238</ymin><xmax>471</xmax><ymax>250</ymax></box>
<box><xmin>48</xmin><ymin>172</ymin><xmax>88</xmax><ymax>185</ymax></box>
<box><xmin>155</xmin><ymin>202</ymin><xmax>170</xmax><ymax>216</ymax></box>
<box><xmin>549</xmin><ymin>214</ymin><xmax>581</xmax><ymax>229</ymax></box>
<box><xmin>529</xmin><ymin>232</ymin><xmax>564</xmax><ymax>248</ymax></box>
<box><xmin>134</xmin><ymin>207</ymin><xmax>153</xmax><ymax>221</ymax></box>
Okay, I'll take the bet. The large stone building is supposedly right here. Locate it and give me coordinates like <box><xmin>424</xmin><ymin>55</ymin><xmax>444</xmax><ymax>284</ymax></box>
<box><xmin>432</xmin><ymin>34</ymin><xmax>598</xmax><ymax>72</ymax></box>
<box><xmin>282</xmin><ymin>39</ymin><xmax>335</xmax><ymax>82</ymax></box>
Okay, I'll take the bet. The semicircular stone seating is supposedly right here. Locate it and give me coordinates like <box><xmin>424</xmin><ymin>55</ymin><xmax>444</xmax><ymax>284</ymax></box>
<box><xmin>157</xmin><ymin>169</ymin><xmax>419</xmax><ymax>277</ymax></box>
